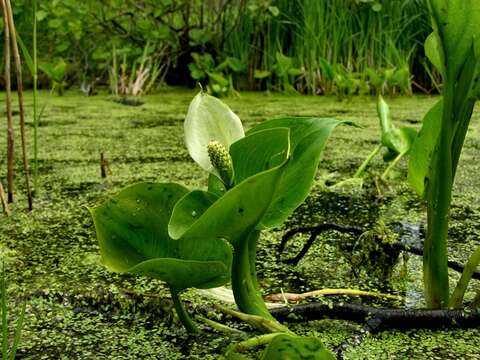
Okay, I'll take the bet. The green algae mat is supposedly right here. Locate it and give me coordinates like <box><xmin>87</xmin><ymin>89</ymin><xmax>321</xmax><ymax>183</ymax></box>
<box><xmin>0</xmin><ymin>89</ymin><xmax>479</xmax><ymax>359</ymax></box>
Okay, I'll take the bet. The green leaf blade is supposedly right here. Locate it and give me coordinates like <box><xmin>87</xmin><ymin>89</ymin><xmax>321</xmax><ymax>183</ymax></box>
<box><xmin>408</xmin><ymin>98</ymin><xmax>444</xmax><ymax>196</ymax></box>
<box><xmin>130</xmin><ymin>258</ymin><xmax>229</xmax><ymax>291</ymax></box>
<box><xmin>91</xmin><ymin>182</ymin><xmax>188</xmax><ymax>272</ymax></box>
<box><xmin>169</xmin><ymin>190</ymin><xmax>219</xmax><ymax>240</ymax></box>
<box><xmin>230</xmin><ymin>127</ymin><xmax>290</xmax><ymax>185</ymax></box>
<box><xmin>247</xmin><ymin>117</ymin><xmax>343</xmax><ymax>229</ymax></box>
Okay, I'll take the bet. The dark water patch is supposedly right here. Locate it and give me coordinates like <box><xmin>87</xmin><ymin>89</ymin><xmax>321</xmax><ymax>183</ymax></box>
<box><xmin>25</xmin><ymin>119</ymin><xmax>78</xmax><ymax>127</ymax></box>
<box><xmin>129</xmin><ymin>117</ymin><xmax>182</xmax><ymax>128</ymax></box>
<box><xmin>112</xmin><ymin>97</ymin><xmax>144</xmax><ymax>107</ymax></box>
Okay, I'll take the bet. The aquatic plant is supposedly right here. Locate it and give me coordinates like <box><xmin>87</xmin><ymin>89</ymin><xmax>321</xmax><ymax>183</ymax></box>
<box><xmin>408</xmin><ymin>0</ymin><xmax>480</xmax><ymax>309</ymax></box>
<box><xmin>0</xmin><ymin>263</ymin><xmax>26</xmax><ymax>359</ymax></box>
<box><xmin>354</xmin><ymin>95</ymin><xmax>417</xmax><ymax>181</ymax></box>
<box><xmin>91</xmin><ymin>91</ymin><xmax>342</xmax><ymax>333</ymax></box>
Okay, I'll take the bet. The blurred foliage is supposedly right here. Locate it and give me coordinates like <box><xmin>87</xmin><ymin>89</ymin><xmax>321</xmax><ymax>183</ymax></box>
<box><xmin>3</xmin><ymin>0</ymin><xmax>433</xmax><ymax>96</ymax></box>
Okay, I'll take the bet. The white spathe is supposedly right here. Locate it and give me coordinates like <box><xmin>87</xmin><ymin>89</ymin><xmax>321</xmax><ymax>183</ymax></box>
<box><xmin>184</xmin><ymin>92</ymin><xmax>244</xmax><ymax>172</ymax></box>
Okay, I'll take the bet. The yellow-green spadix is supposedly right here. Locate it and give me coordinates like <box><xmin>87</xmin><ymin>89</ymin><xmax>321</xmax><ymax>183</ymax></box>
<box><xmin>184</xmin><ymin>92</ymin><xmax>244</xmax><ymax>175</ymax></box>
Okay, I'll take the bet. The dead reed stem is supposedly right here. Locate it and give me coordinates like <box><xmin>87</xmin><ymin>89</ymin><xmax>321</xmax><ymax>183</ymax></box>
<box><xmin>4</xmin><ymin>0</ymin><xmax>33</xmax><ymax>210</ymax></box>
<box><xmin>1</xmin><ymin>0</ymin><xmax>14</xmax><ymax>204</ymax></box>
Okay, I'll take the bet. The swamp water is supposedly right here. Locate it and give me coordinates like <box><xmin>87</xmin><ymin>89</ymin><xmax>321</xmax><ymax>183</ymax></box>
<box><xmin>0</xmin><ymin>90</ymin><xmax>479</xmax><ymax>359</ymax></box>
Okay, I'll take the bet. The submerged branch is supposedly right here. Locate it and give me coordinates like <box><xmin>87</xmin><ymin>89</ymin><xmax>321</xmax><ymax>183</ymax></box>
<box><xmin>270</xmin><ymin>303</ymin><xmax>480</xmax><ymax>333</ymax></box>
<box><xmin>279</xmin><ymin>223</ymin><xmax>480</xmax><ymax>280</ymax></box>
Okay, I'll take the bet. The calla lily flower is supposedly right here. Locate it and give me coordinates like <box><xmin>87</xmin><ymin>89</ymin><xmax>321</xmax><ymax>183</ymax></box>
<box><xmin>184</xmin><ymin>91</ymin><xmax>244</xmax><ymax>175</ymax></box>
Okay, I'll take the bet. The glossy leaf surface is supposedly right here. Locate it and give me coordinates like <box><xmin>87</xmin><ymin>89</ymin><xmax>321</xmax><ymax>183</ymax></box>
<box><xmin>91</xmin><ymin>182</ymin><xmax>232</xmax><ymax>291</ymax></box>
<box><xmin>408</xmin><ymin>98</ymin><xmax>444</xmax><ymax>196</ymax></box>
<box><xmin>247</xmin><ymin>117</ymin><xmax>342</xmax><ymax>229</ymax></box>
<box><xmin>169</xmin><ymin>190</ymin><xmax>218</xmax><ymax>239</ymax></box>
<box><xmin>230</xmin><ymin>128</ymin><xmax>290</xmax><ymax>185</ymax></box>
<box><xmin>175</xmin><ymin>161</ymin><xmax>288</xmax><ymax>248</ymax></box>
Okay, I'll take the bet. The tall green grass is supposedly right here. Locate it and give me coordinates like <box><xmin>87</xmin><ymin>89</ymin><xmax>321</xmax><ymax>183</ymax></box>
<box><xmin>225</xmin><ymin>0</ymin><xmax>431</xmax><ymax>94</ymax></box>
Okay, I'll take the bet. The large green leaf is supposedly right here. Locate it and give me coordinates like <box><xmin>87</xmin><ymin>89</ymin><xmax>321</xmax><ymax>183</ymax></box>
<box><xmin>91</xmin><ymin>182</ymin><xmax>187</xmax><ymax>272</ymax></box>
<box><xmin>230</xmin><ymin>128</ymin><xmax>290</xmax><ymax>184</ymax></box>
<box><xmin>247</xmin><ymin>118</ymin><xmax>342</xmax><ymax>229</ymax></box>
<box><xmin>429</xmin><ymin>0</ymin><xmax>480</xmax><ymax>81</ymax></box>
<box><xmin>174</xmin><ymin>161</ymin><xmax>288</xmax><ymax>248</ymax></box>
<box><xmin>129</xmin><ymin>258</ymin><xmax>229</xmax><ymax>291</ymax></box>
<box><xmin>408</xmin><ymin>98</ymin><xmax>444</xmax><ymax>196</ymax></box>
<box><xmin>91</xmin><ymin>182</ymin><xmax>232</xmax><ymax>291</ymax></box>
<box><xmin>169</xmin><ymin>190</ymin><xmax>218</xmax><ymax>239</ymax></box>
<box><xmin>261</xmin><ymin>334</ymin><xmax>334</xmax><ymax>360</ymax></box>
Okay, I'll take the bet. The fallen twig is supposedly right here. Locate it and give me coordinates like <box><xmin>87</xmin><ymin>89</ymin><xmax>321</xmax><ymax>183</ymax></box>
<box><xmin>270</xmin><ymin>302</ymin><xmax>480</xmax><ymax>333</ymax></box>
<box><xmin>265</xmin><ymin>288</ymin><xmax>400</xmax><ymax>303</ymax></box>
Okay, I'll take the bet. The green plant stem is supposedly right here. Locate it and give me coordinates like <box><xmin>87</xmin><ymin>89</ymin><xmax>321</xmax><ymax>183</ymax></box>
<box><xmin>9</xmin><ymin>301</ymin><xmax>25</xmax><ymax>360</ymax></box>
<box><xmin>354</xmin><ymin>144</ymin><xmax>382</xmax><ymax>178</ymax></box>
<box><xmin>215</xmin><ymin>305</ymin><xmax>289</xmax><ymax>334</ymax></box>
<box><xmin>424</xmin><ymin>84</ymin><xmax>454</xmax><ymax>309</ymax></box>
<box><xmin>169</xmin><ymin>288</ymin><xmax>199</xmax><ymax>334</ymax></box>
<box><xmin>450</xmin><ymin>246</ymin><xmax>480</xmax><ymax>309</ymax></box>
<box><xmin>228</xmin><ymin>333</ymin><xmax>279</xmax><ymax>354</ymax></box>
<box><xmin>196</xmin><ymin>315</ymin><xmax>245</xmax><ymax>335</ymax></box>
<box><xmin>1</xmin><ymin>263</ymin><xmax>8</xmax><ymax>359</ymax></box>
<box><xmin>231</xmin><ymin>230</ymin><xmax>288</xmax><ymax>332</ymax></box>
<box><xmin>33</xmin><ymin>0</ymin><xmax>38</xmax><ymax>193</ymax></box>
<box><xmin>231</xmin><ymin>231</ymin><xmax>272</xmax><ymax>319</ymax></box>
<box><xmin>380</xmin><ymin>151</ymin><xmax>406</xmax><ymax>180</ymax></box>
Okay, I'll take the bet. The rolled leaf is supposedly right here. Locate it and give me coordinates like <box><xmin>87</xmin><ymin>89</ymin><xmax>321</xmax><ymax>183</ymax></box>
<box><xmin>424</xmin><ymin>32</ymin><xmax>445</xmax><ymax>77</ymax></box>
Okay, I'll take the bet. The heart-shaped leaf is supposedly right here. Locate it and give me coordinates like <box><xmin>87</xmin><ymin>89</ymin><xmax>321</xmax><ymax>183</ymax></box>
<box><xmin>91</xmin><ymin>182</ymin><xmax>232</xmax><ymax>291</ymax></box>
<box><xmin>247</xmin><ymin>118</ymin><xmax>343</xmax><ymax>229</ymax></box>
<box><xmin>91</xmin><ymin>183</ymin><xmax>187</xmax><ymax>272</ymax></box>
